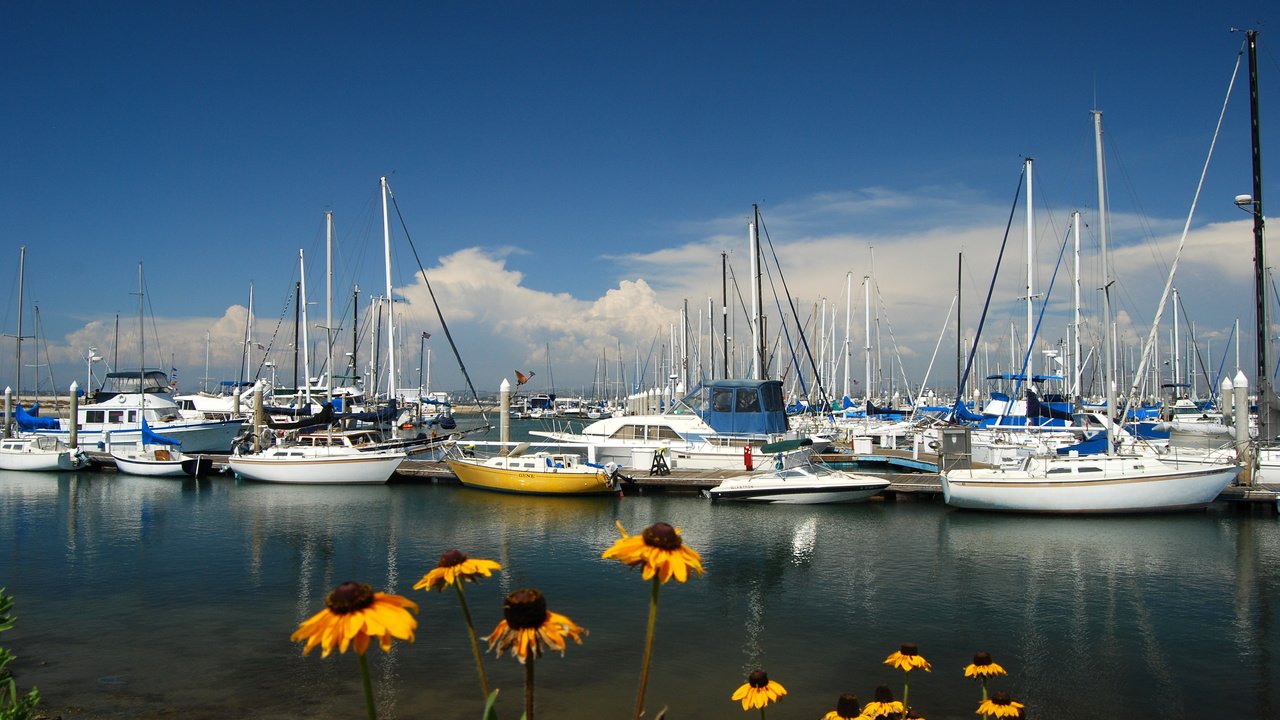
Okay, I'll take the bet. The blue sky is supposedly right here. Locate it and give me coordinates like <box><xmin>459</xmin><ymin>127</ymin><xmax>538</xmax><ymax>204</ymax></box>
<box><xmin>3</xmin><ymin>2</ymin><xmax>1277</xmax><ymax>400</ymax></box>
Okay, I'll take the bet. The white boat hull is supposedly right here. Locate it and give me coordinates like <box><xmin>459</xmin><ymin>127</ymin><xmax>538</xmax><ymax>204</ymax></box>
<box><xmin>0</xmin><ymin>449</ymin><xmax>88</xmax><ymax>472</ymax></box>
<box><xmin>709</xmin><ymin>466</ymin><xmax>890</xmax><ymax>504</ymax></box>
<box><xmin>228</xmin><ymin>451</ymin><xmax>404</xmax><ymax>484</ymax></box>
<box><xmin>111</xmin><ymin>453</ymin><xmax>190</xmax><ymax>478</ymax></box>
<box><xmin>941</xmin><ymin>455</ymin><xmax>1239</xmax><ymax>513</ymax></box>
<box><xmin>35</xmin><ymin>419</ymin><xmax>244</xmax><ymax>453</ymax></box>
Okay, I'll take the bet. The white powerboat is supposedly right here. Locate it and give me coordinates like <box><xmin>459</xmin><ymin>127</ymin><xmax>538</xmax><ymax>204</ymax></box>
<box><xmin>707</xmin><ymin>440</ymin><xmax>890</xmax><ymax>504</ymax></box>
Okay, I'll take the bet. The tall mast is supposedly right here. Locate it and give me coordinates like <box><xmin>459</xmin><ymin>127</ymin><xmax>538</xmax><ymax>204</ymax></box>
<box><xmin>721</xmin><ymin>251</ymin><xmax>729</xmax><ymax>379</ymax></box>
<box><xmin>325</xmin><ymin>210</ymin><xmax>334</xmax><ymax>402</ymax></box>
<box><xmin>1072</xmin><ymin>211</ymin><xmax>1082</xmax><ymax>401</ymax></box>
<box><xmin>299</xmin><ymin>249</ymin><xmax>312</xmax><ymax>406</ymax></box>
<box><xmin>14</xmin><ymin>246</ymin><xmax>24</xmax><ymax>398</ymax></box>
<box><xmin>381</xmin><ymin>177</ymin><xmax>397</xmax><ymax>403</ymax></box>
<box><xmin>1094</xmin><ymin>110</ymin><xmax>1115</xmax><ymax>453</ymax></box>
<box><xmin>844</xmin><ymin>271</ymin><xmax>852</xmax><ymax>399</ymax></box>
<box><xmin>1172</xmin><ymin>287</ymin><xmax>1181</xmax><ymax>394</ymax></box>
<box><xmin>136</xmin><ymin>261</ymin><xmax>145</xmax><ymax>413</ymax></box>
<box><xmin>956</xmin><ymin>253</ymin><xmax>963</xmax><ymax>403</ymax></box>
<box><xmin>1247</xmin><ymin>30</ymin><xmax>1271</xmax><ymax>439</ymax></box>
<box><xmin>749</xmin><ymin>208</ymin><xmax>763</xmax><ymax>380</ymax></box>
<box><xmin>1025</xmin><ymin>157</ymin><xmax>1035</xmax><ymax>382</ymax></box>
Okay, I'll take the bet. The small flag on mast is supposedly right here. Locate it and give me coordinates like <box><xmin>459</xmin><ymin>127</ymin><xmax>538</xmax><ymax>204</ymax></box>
<box><xmin>421</xmin><ymin>331</ymin><xmax>432</xmax><ymax>340</ymax></box>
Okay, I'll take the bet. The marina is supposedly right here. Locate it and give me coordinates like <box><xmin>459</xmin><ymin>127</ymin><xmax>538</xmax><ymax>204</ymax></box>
<box><xmin>3</xmin><ymin>466</ymin><xmax>1277</xmax><ymax>720</ymax></box>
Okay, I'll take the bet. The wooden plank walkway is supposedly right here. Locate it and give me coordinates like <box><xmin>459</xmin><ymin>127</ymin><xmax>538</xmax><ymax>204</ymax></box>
<box><xmin>83</xmin><ymin>451</ymin><xmax>1278</xmax><ymax>509</ymax></box>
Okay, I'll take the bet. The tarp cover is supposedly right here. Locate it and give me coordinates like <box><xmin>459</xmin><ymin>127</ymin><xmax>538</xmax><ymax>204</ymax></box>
<box><xmin>15</xmin><ymin>403</ymin><xmax>58</xmax><ymax>431</ymax></box>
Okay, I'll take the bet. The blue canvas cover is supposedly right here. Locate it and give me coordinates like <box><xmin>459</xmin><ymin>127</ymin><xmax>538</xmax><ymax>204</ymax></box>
<box><xmin>142</xmin><ymin>418</ymin><xmax>180</xmax><ymax>446</ymax></box>
<box><xmin>15</xmin><ymin>403</ymin><xmax>59</xmax><ymax>431</ymax></box>
<box><xmin>698</xmin><ymin>379</ymin><xmax>788</xmax><ymax>435</ymax></box>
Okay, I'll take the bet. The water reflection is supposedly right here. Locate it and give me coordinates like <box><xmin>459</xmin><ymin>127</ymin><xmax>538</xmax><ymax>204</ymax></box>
<box><xmin>2</xmin><ymin>470</ymin><xmax>1277</xmax><ymax>720</ymax></box>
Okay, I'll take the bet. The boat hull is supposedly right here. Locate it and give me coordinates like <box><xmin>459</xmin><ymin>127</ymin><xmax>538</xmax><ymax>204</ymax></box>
<box><xmin>229</xmin><ymin>452</ymin><xmax>404</xmax><ymax>485</ymax></box>
<box><xmin>36</xmin><ymin>418</ymin><xmax>244</xmax><ymax>453</ymax></box>
<box><xmin>708</xmin><ymin>482</ymin><xmax>887</xmax><ymax>504</ymax></box>
<box><xmin>446</xmin><ymin>458</ymin><xmax>614</xmax><ymax>495</ymax></box>
<box><xmin>0</xmin><ymin>450</ymin><xmax>87</xmax><ymax>472</ymax></box>
<box><xmin>111</xmin><ymin>453</ymin><xmax>190</xmax><ymax>478</ymax></box>
<box><xmin>941</xmin><ymin>458</ymin><xmax>1239</xmax><ymax>513</ymax></box>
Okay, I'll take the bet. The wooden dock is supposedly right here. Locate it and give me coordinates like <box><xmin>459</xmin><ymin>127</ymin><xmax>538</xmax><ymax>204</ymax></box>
<box><xmin>83</xmin><ymin>451</ymin><xmax>1278</xmax><ymax>509</ymax></box>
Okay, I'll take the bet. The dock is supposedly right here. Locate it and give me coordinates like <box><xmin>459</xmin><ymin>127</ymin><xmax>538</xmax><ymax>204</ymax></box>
<box><xmin>82</xmin><ymin>450</ymin><xmax>1278</xmax><ymax>509</ymax></box>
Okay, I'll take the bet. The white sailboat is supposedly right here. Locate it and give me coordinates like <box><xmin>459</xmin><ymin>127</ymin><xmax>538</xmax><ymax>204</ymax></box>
<box><xmin>942</xmin><ymin>110</ymin><xmax>1239</xmax><ymax>513</ymax></box>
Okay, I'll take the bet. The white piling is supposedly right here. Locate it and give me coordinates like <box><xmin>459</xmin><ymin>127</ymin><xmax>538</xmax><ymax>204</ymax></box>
<box><xmin>1221</xmin><ymin>375</ymin><xmax>1234</xmax><ymax>426</ymax></box>
<box><xmin>69</xmin><ymin>382</ymin><xmax>80</xmax><ymax>449</ymax></box>
<box><xmin>500</xmin><ymin>377</ymin><xmax>511</xmax><ymax>446</ymax></box>
<box><xmin>2</xmin><ymin>386</ymin><xmax>10</xmax><ymax>439</ymax></box>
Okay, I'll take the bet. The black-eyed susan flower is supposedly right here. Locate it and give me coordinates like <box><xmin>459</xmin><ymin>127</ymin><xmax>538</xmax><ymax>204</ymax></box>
<box><xmin>413</xmin><ymin>548</ymin><xmax>501</xmax><ymax>591</ymax></box>
<box><xmin>602</xmin><ymin>520</ymin><xmax>704</xmax><ymax>583</ymax></box>
<box><xmin>290</xmin><ymin>581</ymin><xmax>418</xmax><ymax>658</ymax></box>
<box><xmin>819</xmin><ymin>692</ymin><xmax>861</xmax><ymax>720</ymax></box>
<box><xmin>884</xmin><ymin>642</ymin><xmax>932</xmax><ymax>672</ymax></box>
<box><xmin>415</xmin><ymin>549</ymin><xmax>502</xmax><ymax>701</ymax></box>
<box><xmin>861</xmin><ymin>685</ymin><xmax>905</xmax><ymax>718</ymax></box>
<box><xmin>486</xmin><ymin>588</ymin><xmax>586</xmax><ymax>664</ymax></box>
<box><xmin>964</xmin><ymin>651</ymin><xmax>1007</xmax><ymax>678</ymax></box>
<box><xmin>977</xmin><ymin>691</ymin><xmax>1024</xmax><ymax>718</ymax></box>
<box><xmin>730</xmin><ymin>670</ymin><xmax>787</xmax><ymax>711</ymax></box>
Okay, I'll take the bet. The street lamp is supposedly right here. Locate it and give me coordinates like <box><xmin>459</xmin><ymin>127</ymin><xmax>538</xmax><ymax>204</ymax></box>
<box><xmin>85</xmin><ymin>348</ymin><xmax>102</xmax><ymax>396</ymax></box>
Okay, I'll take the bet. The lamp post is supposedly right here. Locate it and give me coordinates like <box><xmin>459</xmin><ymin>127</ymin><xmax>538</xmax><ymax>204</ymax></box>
<box><xmin>86</xmin><ymin>348</ymin><xmax>102</xmax><ymax>397</ymax></box>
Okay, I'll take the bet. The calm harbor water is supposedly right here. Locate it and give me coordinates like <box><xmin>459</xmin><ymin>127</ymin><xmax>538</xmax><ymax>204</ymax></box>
<box><xmin>2</xmin><ymin>466</ymin><xmax>1277</xmax><ymax>720</ymax></box>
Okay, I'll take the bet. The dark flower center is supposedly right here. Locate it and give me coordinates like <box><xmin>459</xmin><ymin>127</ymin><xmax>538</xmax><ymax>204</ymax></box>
<box><xmin>990</xmin><ymin>691</ymin><xmax>1013</xmax><ymax>706</ymax></box>
<box><xmin>503</xmin><ymin>588</ymin><xmax>549</xmax><ymax>629</ymax></box>
<box><xmin>642</xmin><ymin>522</ymin><xmax>683</xmax><ymax>550</ymax></box>
<box><xmin>973</xmin><ymin>651</ymin><xmax>993</xmax><ymax>666</ymax></box>
<box><xmin>747</xmin><ymin>670</ymin><xmax>769</xmax><ymax>688</ymax></box>
<box><xmin>836</xmin><ymin>693</ymin><xmax>860</xmax><ymax>718</ymax></box>
<box><xmin>874</xmin><ymin>685</ymin><xmax>895</xmax><ymax>703</ymax></box>
<box><xmin>438</xmin><ymin>549</ymin><xmax>467</xmax><ymax>568</ymax></box>
<box><xmin>326</xmin><ymin>581</ymin><xmax>375</xmax><ymax>615</ymax></box>
<box><xmin>899</xmin><ymin>642</ymin><xmax>919</xmax><ymax>656</ymax></box>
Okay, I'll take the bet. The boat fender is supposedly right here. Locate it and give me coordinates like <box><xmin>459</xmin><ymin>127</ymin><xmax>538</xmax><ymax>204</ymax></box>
<box><xmin>744</xmin><ymin>443</ymin><xmax>754</xmax><ymax>471</ymax></box>
<box><xmin>928</xmin><ymin>440</ymin><xmax>940</xmax><ymax>451</ymax></box>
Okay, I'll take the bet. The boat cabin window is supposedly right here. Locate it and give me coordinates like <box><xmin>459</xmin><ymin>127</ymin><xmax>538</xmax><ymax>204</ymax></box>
<box><xmin>108</xmin><ymin>411</ymin><xmax>125</xmax><ymax>423</ymax></box>
<box><xmin>86</xmin><ymin>410</ymin><xmax>105</xmax><ymax>423</ymax></box>
<box><xmin>712</xmin><ymin>388</ymin><xmax>734</xmax><ymax>413</ymax></box>
<box><xmin>736</xmin><ymin>389</ymin><xmax>760</xmax><ymax>413</ymax></box>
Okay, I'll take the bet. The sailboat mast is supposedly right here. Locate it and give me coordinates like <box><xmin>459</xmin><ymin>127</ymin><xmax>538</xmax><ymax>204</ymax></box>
<box><xmin>137</xmin><ymin>262</ymin><xmax>145</xmax><ymax>414</ymax></box>
<box><xmin>1094</xmin><ymin>110</ymin><xmax>1116</xmax><ymax>453</ymax></box>
<box><xmin>721</xmin><ymin>251</ymin><xmax>729</xmax><ymax>379</ymax></box>
<box><xmin>1072</xmin><ymin>211</ymin><xmax>1082</xmax><ymax>401</ymax></box>
<box><xmin>299</xmin><ymin>249</ymin><xmax>312</xmax><ymax>405</ymax></box>
<box><xmin>1246</xmin><ymin>29</ymin><xmax>1271</xmax><ymax>438</ymax></box>
<box><xmin>844</xmin><ymin>271</ymin><xmax>853</xmax><ymax>399</ymax></box>
<box><xmin>326</xmin><ymin>210</ymin><xmax>334</xmax><ymax>402</ymax></box>
<box><xmin>1025</xmin><ymin>157</ymin><xmax>1035</xmax><ymax>382</ymax></box>
<box><xmin>749</xmin><ymin>208</ymin><xmax>763</xmax><ymax>380</ymax></box>
<box><xmin>381</xmin><ymin>177</ymin><xmax>397</xmax><ymax>403</ymax></box>
<box><xmin>14</xmin><ymin>246</ymin><xmax>24</xmax><ymax>399</ymax></box>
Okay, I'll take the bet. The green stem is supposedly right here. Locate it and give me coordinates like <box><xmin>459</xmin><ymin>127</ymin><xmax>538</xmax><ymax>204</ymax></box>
<box><xmin>358</xmin><ymin>652</ymin><xmax>377</xmax><ymax>720</ymax></box>
<box><xmin>454</xmin><ymin>582</ymin><xmax>491</xmax><ymax>700</ymax></box>
<box><xmin>633</xmin><ymin>576</ymin><xmax>662</xmax><ymax>720</ymax></box>
<box><xmin>760</xmin><ymin>707</ymin><xmax>767</xmax><ymax>720</ymax></box>
<box><xmin>981</xmin><ymin>676</ymin><xmax>989</xmax><ymax>702</ymax></box>
<box><xmin>525</xmin><ymin>655</ymin><xmax>536</xmax><ymax>720</ymax></box>
<box><xmin>902</xmin><ymin>672</ymin><xmax>910</xmax><ymax>710</ymax></box>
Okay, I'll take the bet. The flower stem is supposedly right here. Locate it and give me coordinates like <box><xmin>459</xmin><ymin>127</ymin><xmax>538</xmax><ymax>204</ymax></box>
<box><xmin>633</xmin><ymin>575</ymin><xmax>662</xmax><ymax>720</ymax></box>
<box><xmin>902</xmin><ymin>672</ymin><xmax>910</xmax><ymax>710</ymax></box>
<box><xmin>981</xmin><ymin>676</ymin><xmax>989</xmax><ymax>702</ymax></box>
<box><xmin>524</xmin><ymin>656</ymin><xmax>536</xmax><ymax>720</ymax></box>
<box><xmin>454</xmin><ymin>581</ymin><xmax>491</xmax><ymax>700</ymax></box>
<box><xmin>358</xmin><ymin>652</ymin><xmax>377</xmax><ymax>720</ymax></box>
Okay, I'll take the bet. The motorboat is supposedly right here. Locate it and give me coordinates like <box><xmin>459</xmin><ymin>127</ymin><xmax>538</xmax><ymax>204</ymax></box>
<box><xmin>707</xmin><ymin>439</ymin><xmax>889</xmax><ymax>504</ymax></box>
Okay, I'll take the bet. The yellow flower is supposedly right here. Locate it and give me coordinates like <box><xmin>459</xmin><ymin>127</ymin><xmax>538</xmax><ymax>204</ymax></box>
<box><xmin>486</xmin><ymin>588</ymin><xmax>586</xmax><ymax>664</ymax></box>
<box><xmin>884</xmin><ymin>642</ymin><xmax>932</xmax><ymax>672</ymax></box>
<box><xmin>290</xmin><ymin>581</ymin><xmax>418</xmax><ymax>658</ymax></box>
<box><xmin>819</xmin><ymin>692</ymin><xmax>862</xmax><ymax>719</ymax></box>
<box><xmin>977</xmin><ymin>691</ymin><xmax>1024</xmax><ymax>717</ymax></box>
<box><xmin>414</xmin><ymin>548</ymin><xmax>501</xmax><ymax>591</ymax></box>
<box><xmin>964</xmin><ymin>651</ymin><xmax>1008</xmax><ymax>678</ymax></box>
<box><xmin>861</xmin><ymin>685</ymin><xmax>905</xmax><ymax>718</ymax></box>
<box><xmin>730</xmin><ymin>670</ymin><xmax>786</xmax><ymax>710</ymax></box>
<box><xmin>602</xmin><ymin>520</ymin><xmax>704</xmax><ymax>583</ymax></box>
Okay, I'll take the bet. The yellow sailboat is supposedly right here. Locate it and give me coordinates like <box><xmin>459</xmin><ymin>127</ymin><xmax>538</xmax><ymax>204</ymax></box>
<box><xmin>445</xmin><ymin>445</ymin><xmax>618</xmax><ymax>495</ymax></box>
